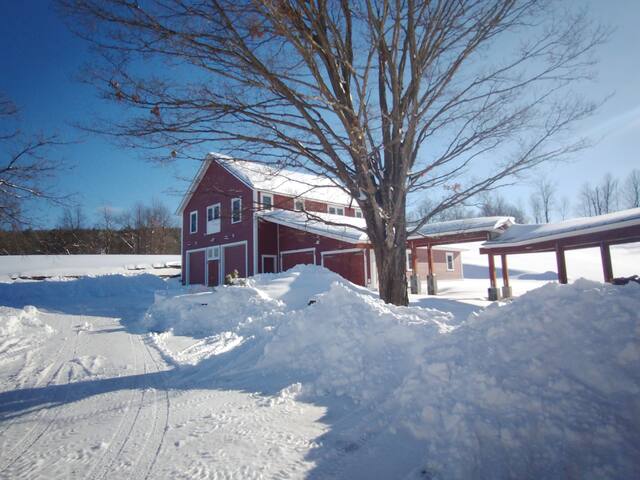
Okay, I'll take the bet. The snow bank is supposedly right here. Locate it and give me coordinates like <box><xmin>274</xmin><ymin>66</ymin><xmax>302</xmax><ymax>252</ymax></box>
<box><xmin>0</xmin><ymin>306</ymin><xmax>54</xmax><ymax>362</ymax></box>
<box><xmin>144</xmin><ymin>267</ymin><xmax>640</xmax><ymax>478</ymax></box>
<box><xmin>397</xmin><ymin>280</ymin><xmax>640</xmax><ymax>478</ymax></box>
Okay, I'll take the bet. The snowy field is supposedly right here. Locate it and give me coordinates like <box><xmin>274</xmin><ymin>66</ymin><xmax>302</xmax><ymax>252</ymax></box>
<box><xmin>0</xmin><ymin>250</ymin><xmax>639</xmax><ymax>479</ymax></box>
<box><xmin>0</xmin><ymin>254</ymin><xmax>181</xmax><ymax>281</ymax></box>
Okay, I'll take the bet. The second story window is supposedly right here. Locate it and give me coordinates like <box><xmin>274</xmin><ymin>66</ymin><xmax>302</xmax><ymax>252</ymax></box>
<box><xmin>206</xmin><ymin>203</ymin><xmax>221</xmax><ymax>234</ymax></box>
<box><xmin>294</xmin><ymin>199</ymin><xmax>304</xmax><ymax>211</ymax></box>
<box><xmin>189</xmin><ymin>210</ymin><xmax>198</xmax><ymax>234</ymax></box>
<box><xmin>328</xmin><ymin>205</ymin><xmax>344</xmax><ymax>216</ymax></box>
<box><xmin>262</xmin><ymin>193</ymin><xmax>273</xmax><ymax>211</ymax></box>
<box><xmin>231</xmin><ymin>198</ymin><xmax>242</xmax><ymax>223</ymax></box>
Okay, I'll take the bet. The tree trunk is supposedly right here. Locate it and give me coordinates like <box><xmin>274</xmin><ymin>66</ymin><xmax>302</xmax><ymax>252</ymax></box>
<box><xmin>375</xmin><ymin>241</ymin><xmax>409</xmax><ymax>306</ymax></box>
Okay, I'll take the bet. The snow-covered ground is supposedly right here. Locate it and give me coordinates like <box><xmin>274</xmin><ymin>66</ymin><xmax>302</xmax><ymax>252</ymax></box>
<box><xmin>0</xmin><ymin>249</ymin><xmax>639</xmax><ymax>479</ymax></box>
<box><xmin>0</xmin><ymin>254</ymin><xmax>181</xmax><ymax>281</ymax></box>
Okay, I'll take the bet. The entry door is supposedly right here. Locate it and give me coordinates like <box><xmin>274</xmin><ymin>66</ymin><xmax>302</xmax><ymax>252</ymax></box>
<box><xmin>262</xmin><ymin>256</ymin><xmax>276</xmax><ymax>273</ymax></box>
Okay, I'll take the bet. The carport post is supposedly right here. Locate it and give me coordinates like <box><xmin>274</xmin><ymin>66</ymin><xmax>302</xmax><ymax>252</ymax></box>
<box><xmin>555</xmin><ymin>243</ymin><xmax>568</xmax><ymax>284</ymax></box>
<box><xmin>600</xmin><ymin>241</ymin><xmax>613</xmax><ymax>283</ymax></box>
<box><xmin>426</xmin><ymin>244</ymin><xmax>437</xmax><ymax>295</ymax></box>
<box><xmin>501</xmin><ymin>254</ymin><xmax>512</xmax><ymax>298</ymax></box>
<box><xmin>409</xmin><ymin>242</ymin><xmax>422</xmax><ymax>294</ymax></box>
<box><xmin>487</xmin><ymin>254</ymin><xmax>501</xmax><ymax>301</ymax></box>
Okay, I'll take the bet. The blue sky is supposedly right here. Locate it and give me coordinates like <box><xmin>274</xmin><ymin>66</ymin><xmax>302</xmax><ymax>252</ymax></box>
<box><xmin>1</xmin><ymin>0</ymin><xmax>639</xmax><ymax>227</ymax></box>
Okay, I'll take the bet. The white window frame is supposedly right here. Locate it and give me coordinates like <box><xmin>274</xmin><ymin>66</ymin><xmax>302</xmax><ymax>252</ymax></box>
<box><xmin>294</xmin><ymin>198</ymin><xmax>305</xmax><ymax>211</ymax></box>
<box><xmin>446</xmin><ymin>252</ymin><xmax>455</xmax><ymax>271</ymax></box>
<box><xmin>354</xmin><ymin>209</ymin><xmax>363</xmax><ymax>218</ymax></box>
<box><xmin>206</xmin><ymin>203</ymin><xmax>221</xmax><ymax>234</ymax></box>
<box><xmin>328</xmin><ymin>205</ymin><xmax>345</xmax><ymax>216</ymax></box>
<box><xmin>207</xmin><ymin>246</ymin><xmax>220</xmax><ymax>260</ymax></box>
<box><xmin>231</xmin><ymin>198</ymin><xmax>242</xmax><ymax>224</ymax></box>
<box><xmin>261</xmin><ymin>193</ymin><xmax>273</xmax><ymax>211</ymax></box>
<box><xmin>189</xmin><ymin>210</ymin><xmax>198</xmax><ymax>234</ymax></box>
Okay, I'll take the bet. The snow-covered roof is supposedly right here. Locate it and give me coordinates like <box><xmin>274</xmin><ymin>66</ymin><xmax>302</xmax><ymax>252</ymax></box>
<box><xmin>408</xmin><ymin>216</ymin><xmax>514</xmax><ymax>239</ymax></box>
<box><xmin>482</xmin><ymin>208</ymin><xmax>640</xmax><ymax>249</ymax></box>
<box><xmin>176</xmin><ymin>153</ymin><xmax>354</xmax><ymax>214</ymax></box>
<box><xmin>259</xmin><ymin>209</ymin><xmax>369</xmax><ymax>244</ymax></box>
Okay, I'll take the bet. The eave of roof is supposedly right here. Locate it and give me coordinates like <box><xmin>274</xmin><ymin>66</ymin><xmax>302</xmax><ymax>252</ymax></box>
<box><xmin>481</xmin><ymin>208</ymin><xmax>640</xmax><ymax>250</ymax></box>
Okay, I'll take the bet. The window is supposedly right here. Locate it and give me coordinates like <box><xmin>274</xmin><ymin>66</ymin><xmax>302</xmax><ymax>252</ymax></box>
<box><xmin>406</xmin><ymin>249</ymin><xmax>413</xmax><ymax>271</ymax></box>
<box><xmin>206</xmin><ymin>203</ymin><xmax>221</xmax><ymax>234</ymax></box>
<box><xmin>328</xmin><ymin>205</ymin><xmax>345</xmax><ymax>216</ymax></box>
<box><xmin>231</xmin><ymin>198</ymin><xmax>242</xmax><ymax>223</ymax></box>
<box><xmin>446</xmin><ymin>252</ymin><xmax>455</xmax><ymax>271</ymax></box>
<box><xmin>294</xmin><ymin>199</ymin><xmax>304</xmax><ymax>211</ymax></box>
<box><xmin>207</xmin><ymin>246</ymin><xmax>220</xmax><ymax>260</ymax></box>
<box><xmin>262</xmin><ymin>193</ymin><xmax>273</xmax><ymax>211</ymax></box>
<box><xmin>189</xmin><ymin>211</ymin><xmax>198</xmax><ymax>234</ymax></box>
<box><xmin>354</xmin><ymin>209</ymin><xmax>363</xmax><ymax>218</ymax></box>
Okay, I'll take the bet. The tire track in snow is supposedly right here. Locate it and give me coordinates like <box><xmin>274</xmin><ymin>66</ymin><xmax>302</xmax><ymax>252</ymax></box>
<box><xmin>85</xmin><ymin>328</ymin><xmax>146</xmax><ymax>480</ymax></box>
<box><xmin>0</xmin><ymin>316</ymin><xmax>84</xmax><ymax>476</ymax></box>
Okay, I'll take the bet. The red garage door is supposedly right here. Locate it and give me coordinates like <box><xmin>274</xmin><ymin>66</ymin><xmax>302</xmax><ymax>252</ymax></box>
<box><xmin>281</xmin><ymin>249</ymin><xmax>315</xmax><ymax>271</ymax></box>
<box><xmin>223</xmin><ymin>243</ymin><xmax>247</xmax><ymax>278</ymax></box>
<box><xmin>188</xmin><ymin>250</ymin><xmax>205</xmax><ymax>285</ymax></box>
<box><xmin>322</xmin><ymin>250</ymin><xmax>366</xmax><ymax>286</ymax></box>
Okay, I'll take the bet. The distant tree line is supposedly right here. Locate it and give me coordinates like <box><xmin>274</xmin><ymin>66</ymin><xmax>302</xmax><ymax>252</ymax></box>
<box><xmin>0</xmin><ymin>199</ymin><xmax>179</xmax><ymax>255</ymax></box>
<box><xmin>415</xmin><ymin>168</ymin><xmax>639</xmax><ymax>225</ymax></box>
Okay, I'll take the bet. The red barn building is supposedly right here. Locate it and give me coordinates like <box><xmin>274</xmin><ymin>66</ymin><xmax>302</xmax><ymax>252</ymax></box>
<box><xmin>177</xmin><ymin>154</ymin><xmax>511</xmax><ymax>289</ymax></box>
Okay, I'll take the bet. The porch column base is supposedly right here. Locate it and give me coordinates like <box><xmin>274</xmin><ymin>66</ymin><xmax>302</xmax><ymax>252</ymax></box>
<box><xmin>501</xmin><ymin>286</ymin><xmax>513</xmax><ymax>299</ymax></box>
<box><xmin>427</xmin><ymin>274</ymin><xmax>438</xmax><ymax>295</ymax></box>
<box><xmin>410</xmin><ymin>273</ymin><xmax>422</xmax><ymax>294</ymax></box>
<box><xmin>488</xmin><ymin>287</ymin><xmax>502</xmax><ymax>301</ymax></box>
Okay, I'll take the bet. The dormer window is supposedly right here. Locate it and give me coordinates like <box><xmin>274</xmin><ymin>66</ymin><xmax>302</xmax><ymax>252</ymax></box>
<box><xmin>294</xmin><ymin>199</ymin><xmax>304</xmax><ymax>211</ymax></box>
<box><xmin>328</xmin><ymin>205</ymin><xmax>344</xmax><ymax>216</ymax></box>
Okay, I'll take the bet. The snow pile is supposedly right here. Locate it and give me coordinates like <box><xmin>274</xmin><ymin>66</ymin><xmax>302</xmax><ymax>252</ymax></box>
<box><xmin>259</xmin><ymin>281</ymin><xmax>454</xmax><ymax>403</ymax></box>
<box><xmin>0</xmin><ymin>306</ymin><xmax>54</xmax><ymax>362</ymax></box>
<box><xmin>396</xmin><ymin>279</ymin><xmax>640</xmax><ymax>478</ymax></box>
<box><xmin>144</xmin><ymin>267</ymin><xmax>640</xmax><ymax>478</ymax></box>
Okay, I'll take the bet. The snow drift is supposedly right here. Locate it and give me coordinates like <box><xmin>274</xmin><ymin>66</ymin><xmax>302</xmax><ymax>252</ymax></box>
<box><xmin>0</xmin><ymin>306</ymin><xmax>54</xmax><ymax>365</ymax></box>
<box><xmin>143</xmin><ymin>266</ymin><xmax>640</xmax><ymax>479</ymax></box>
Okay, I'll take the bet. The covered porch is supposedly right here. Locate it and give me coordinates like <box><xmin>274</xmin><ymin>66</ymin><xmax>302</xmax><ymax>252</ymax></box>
<box><xmin>480</xmin><ymin>208</ymin><xmax>640</xmax><ymax>300</ymax></box>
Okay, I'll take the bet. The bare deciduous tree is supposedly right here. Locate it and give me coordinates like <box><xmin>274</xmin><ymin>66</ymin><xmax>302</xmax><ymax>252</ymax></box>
<box><xmin>622</xmin><ymin>169</ymin><xmax>640</xmax><ymax>209</ymax></box>
<box><xmin>478</xmin><ymin>192</ymin><xmax>527</xmax><ymax>224</ymax></box>
<box><xmin>578</xmin><ymin>173</ymin><xmax>618</xmax><ymax>217</ymax></box>
<box><xmin>59</xmin><ymin>0</ymin><xmax>606</xmax><ymax>304</ymax></box>
<box><xmin>0</xmin><ymin>93</ymin><xmax>66</xmax><ymax>227</ymax></box>
<box><xmin>529</xmin><ymin>177</ymin><xmax>556</xmax><ymax>223</ymax></box>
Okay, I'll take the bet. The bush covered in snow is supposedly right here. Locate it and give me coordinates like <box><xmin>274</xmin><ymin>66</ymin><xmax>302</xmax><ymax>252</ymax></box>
<box><xmin>143</xmin><ymin>266</ymin><xmax>640</xmax><ymax>479</ymax></box>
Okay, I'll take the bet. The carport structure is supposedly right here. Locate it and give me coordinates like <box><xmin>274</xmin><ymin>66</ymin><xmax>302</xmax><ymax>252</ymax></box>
<box><xmin>480</xmin><ymin>208</ymin><xmax>640</xmax><ymax>300</ymax></box>
<box><xmin>407</xmin><ymin>217</ymin><xmax>514</xmax><ymax>294</ymax></box>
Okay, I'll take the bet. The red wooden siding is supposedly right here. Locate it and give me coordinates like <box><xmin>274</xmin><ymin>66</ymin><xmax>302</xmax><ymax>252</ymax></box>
<box><xmin>188</xmin><ymin>250</ymin><xmax>205</xmax><ymax>285</ymax></box>
<box><xmin>415</xmin><ymin>249</ymin><xmax>462</xmax><ymax>280</ymax></box>
<box><xmin>262</xmin><ymin>256</ymin><xmax>276</xmax><ymax>273</ymax></box>
<box><xmin>182</xmin><ymin>160</ymin><xmax>255</xmax><ymax>284</ymax></box>
<box><xmin>322</xmin><ymin>250</ymin><xmax>366</xmax><ymax>286</ymax></box>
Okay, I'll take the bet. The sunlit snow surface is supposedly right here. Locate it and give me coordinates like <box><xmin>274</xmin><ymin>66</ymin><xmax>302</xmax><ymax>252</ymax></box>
<box><xmin>0</xmin><ymin>252</ymin><xmax>639</xmax><ymax>479</ymax></box>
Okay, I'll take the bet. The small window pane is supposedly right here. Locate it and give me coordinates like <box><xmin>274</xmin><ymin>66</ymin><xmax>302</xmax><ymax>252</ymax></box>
<box><xmin>207</xmin><ymin>208</ymin><xmax>214</xmax><ymax>221</ymax></box>
<box><xmin>213</xmin><ymin>205</ymin><xmax>220</xmax><ymax>219</ymax></box>
<box><xmin>355</xmin><ymin>209</ymin><xmax>362</xmax><ymax>218</ymax></box>
<box><xmin>232</xmin><ymin>199</ymin><xmax>241</xmax><ymax>223</ymax></box>
<box><xmin>328</xmin><ymin>206</ymin><xmax>336</xmax><ymax>214</ymax></box>
<box><xmin>190</xmin><ymin>211</ymin><xmax>197</xmax><ymax>233</ymax></box>
<box><xmin>294</xmin><ymin>199</ymin><xmax>304</xmax><ymax>211</ymax></box>
<box><xmin>263</xmin><ymin>195</ymin><xmax>273</xmax><ymax>210</ymax></box>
